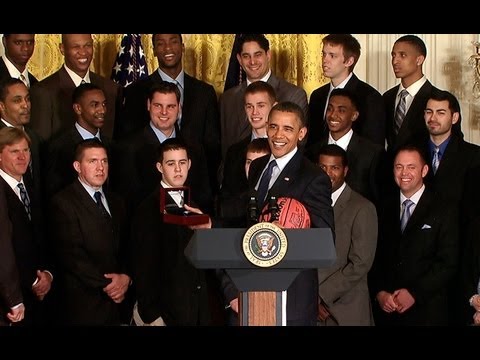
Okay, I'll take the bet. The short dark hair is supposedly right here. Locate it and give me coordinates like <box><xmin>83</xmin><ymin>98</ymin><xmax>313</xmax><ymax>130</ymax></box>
<box><xmin>148</xmin><ymin>81</ymin><xmax>181</xmax><ymax>103</ymax></box>
<box><xmin>157</xmin><ymin>138</ymin><xmax>190</xmax><ymax>163</ymax></box>
<box><xmin>245</xmin><ymin>81</ymin><xmax>276</xmax><ymax>103</ymax></box>
<box><xmin>236</xmin><ymin>34</ymin><xmax>269</xmax><ymax>55</ymax></box>
<box><xmin>0</xmin><ymin>78</ymin><xmax>26</xmax><ymax>102</ymax></box>
<box><xmin>395</xmin><ymin>35</ymin><xmax>427</xmax><ymax>57</ymax></box>
<box><xmin>269</xmin><ymin>101</ymin><xmax>306</xmax><ymax>128</ymax></box>
<box><xmin>394</xmin><ymin>144</ymin><xmax>428</xmax><ymax>166</ymax></box>
<box><xmin>317</xmin><ymin>144</ymin><xmax>348</xmax><ymax>167</ymax></box>
<box><xmin>152</xmin><ymin>34</ymin><xmax>183</xmax><ymax>46</ymax></box>
<box><xmin>246</xmin><ymin>138</ymin><xmax>270</xmax><ymax>155</ymax></box>
<box><xmin>323</xmin><ymin>34</ymin><xmax>361</xmax><ymax>72</ymax></box>
<box><xmin>72</xmin><ymin>83</ymin><xmax>103</xmax><ymax>104</ymax></box>
<box><xmin>329</xmin><ymin>88</ymin><xmax>359</xmax><ymax>110</ymax></box>
<box><xmin>428</xmin><ymin>89</ymin><xmax>461</xmax><ymax>115</ymax></box>
<box><xmin>74</xmin><ymin>138</ymin><xmax>107</xmax><ymax>162</ymax></box>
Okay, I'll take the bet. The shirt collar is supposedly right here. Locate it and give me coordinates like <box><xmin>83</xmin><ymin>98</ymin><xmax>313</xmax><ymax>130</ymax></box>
<box><xmin>64</xmin><ymin>64</ymin><xmax>91</xmax><ymax>87</ymax></box>
<box><xmin>247</xmin><ymin>69</ymin><xmax>272</xmax><ymax>86</ymax></box>
<box><xmin>75</xmin><ymin>122</ymin><xmax>101</xmax><ymax>140</ymax></box>
<box><xmin>149</xmin><ymin>121</ymin><xmax>176</xmax><ymax>143</ymax></box>
<box><xmin>400</xmin><ymin>184</ymin><xmax>425</xmax><ymax>206</ymax></box>
<box><xmin>78</xmin><ymin>177</ymin><xmax>103</xmax><ymax>198</ymax></box>
<box><xmin>158</xmin><ymin>68</ymin><xmax>185</xmax><ymax>90</ymax></box>
<box><xmin>428</xmin><ymin>136</ymin><xmax>450</xmax><ymax>156</ymax></box>
<box><xmin>331</xmin><ymin>182</ymin><xmax>347</xmax><ymax>206</ymax></box>
<box><xmin>329</xmin><ymin>72</ymin><xmax>353</xmax><ymax>91</ymax></box>
<box><xmin>398</xmin><ymin>75</ymin><xmax>427</xmax><ymax>98</ymax></box>
<box><xmin>2</xmin><ymin>56</ymin><xmax>30</xmax><ymax>87</ymax></box>
<box><xmin>328</xmin><ymin>129</ymin><xmax>353</xmax><ymax>150</ymax></box>
<box><xmin>0</xmin><ymin>167</ymin><xmax>25</xmax><ymax>191</ymax></box>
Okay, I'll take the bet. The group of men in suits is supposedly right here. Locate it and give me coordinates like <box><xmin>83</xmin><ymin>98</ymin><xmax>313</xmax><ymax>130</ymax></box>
<box><xmin>2</xmin><ymin>32</ymin><xmax>480</xmax><ymax>327</ymax></box>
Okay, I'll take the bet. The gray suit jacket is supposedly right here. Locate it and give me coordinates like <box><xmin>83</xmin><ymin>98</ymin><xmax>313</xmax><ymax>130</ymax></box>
<box><xmin>219</xmin><ymin>73</ymin><xmax>308</xmax><ymax>158</ymax></box>
<box><xmin>318</xmin><ymin>184</ymin><xmax>377</xmax><ymax>326</ymax></box>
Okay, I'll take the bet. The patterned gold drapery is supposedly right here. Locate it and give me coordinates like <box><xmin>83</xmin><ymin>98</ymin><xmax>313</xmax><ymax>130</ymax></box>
<box><xmin>29</xmin><ymin>34</ymin><xmax>326</xmax><ymax>98</ymax></box>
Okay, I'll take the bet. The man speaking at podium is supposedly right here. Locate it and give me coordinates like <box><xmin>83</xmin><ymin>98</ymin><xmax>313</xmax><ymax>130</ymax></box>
<box><xmin>189</xmin><ymin>101</ymin><xmax>334</xmax><ymax>326</ymax></box>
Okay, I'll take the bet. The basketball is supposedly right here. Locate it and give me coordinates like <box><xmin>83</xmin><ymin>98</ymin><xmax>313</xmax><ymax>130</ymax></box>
<box><xmin>259</xmin><ymin>197</ymin><xmax>311</xmax><ymax>228</ymax></box>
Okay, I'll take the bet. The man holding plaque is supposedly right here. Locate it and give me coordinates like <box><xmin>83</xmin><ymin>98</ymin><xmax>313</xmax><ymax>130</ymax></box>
<box><xmin>131</xmin><ymin>138</ymin><xmax>214</xmax><ymax>326</ymax></box>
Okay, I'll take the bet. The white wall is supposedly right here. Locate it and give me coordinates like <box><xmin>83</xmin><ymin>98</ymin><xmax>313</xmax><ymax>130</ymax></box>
<box><xmin>354</xmin><ymin>34</ymin><xmax>480</xmax><ymax>145</ymax></box>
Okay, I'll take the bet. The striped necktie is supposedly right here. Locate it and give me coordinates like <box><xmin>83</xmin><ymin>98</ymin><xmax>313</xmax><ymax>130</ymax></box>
<box><xmin>394</xmin><ymin>89</ymin><xmax>408</xmax><ymax>134</ymax></box>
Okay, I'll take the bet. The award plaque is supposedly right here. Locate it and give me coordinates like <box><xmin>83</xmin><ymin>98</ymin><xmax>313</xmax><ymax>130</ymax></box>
<box><xmin>160</xmin><ymin>186</ymin><xmax>209</xmax><ymax>226</ymax></box>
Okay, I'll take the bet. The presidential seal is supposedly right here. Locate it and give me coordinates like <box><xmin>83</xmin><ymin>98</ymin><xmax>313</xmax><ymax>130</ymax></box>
<box><xmin>242</xmin><ymin>222</ymin><xmax>288</xmax><ymax>268</ymax></box>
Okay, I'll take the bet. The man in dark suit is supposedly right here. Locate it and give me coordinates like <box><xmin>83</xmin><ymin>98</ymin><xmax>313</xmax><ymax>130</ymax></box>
<box><xmin>121</xmin><ymin>34</ymin><xmax>220</xmax><ymax>195</ymax></box>
<box><xmin>0</xmin><ymin>34</ymin><xmax>38</xmax><ymax>88</ymax></box>
<box><xmin>370</xmin><ymin>145</ymin><xmax>458</xmax><ymax>326</ymax></box>
<box><xmin>219</xmin><ymin>81</ymin><xmax>275</xmax><ymax>219</ymax></box>
<box><xmin>422</xmin><ymin>89</ymin><xmax>480</xmax><ymax>325</ymax></box>
<box><xmin>29</xmin><ymin>34</ymin><xmax>122</xmax><ymax>141</ymax></box>
<box><xmin>0</xmin><ymin>127</ymin><xmax>52</xmax><ymax>326</ymax></box>
<box><xmin>45</xmin><ymin>83</ymin><xmax>112</xmax><ymax>199</ymax></box>
<box><xmin>308</xmin><ymin>34</ymin><xmax>385</xmax><ymax>147</ymax></box>
<box><xmin>50</xmin><ymin>139</ymin><xmax>131</xmax><ymax>325</ymax></box>
<box><xmin>383</xmin><ymin>35</ymin><xmax>462</xmax><ymax>154</ymax></box>
<box><xmin>0</xmin><ymin>78</ymin><xmax>43</xmax><ymax>204</ymax></box>
<box><xmin>207</xmin><ymin>102</ymin><xmax>334</xmax><ymax>325</ymax></box>
<box><xmin>113</xmin><ymin>81</ymin><xmax>212</xmax><ymax>217</ymax></box>
<box><xmin>219</xmin><ymin>34</ymin><xmax>308</xmax><ymax>159</ymax></box>
<box><xmin>316</xmin><ymin>144</ymin><xmax>377</xmax><ymax>326</ymax></box>
<box><xmin>307</xmin><ymin>88</ymin><xmax>385</xmax><ymax>205</ymax></box>
<box><xmin>131</xmin><ymin>138</ymin><xmax>213</xmax><ymax>326</ymax></box>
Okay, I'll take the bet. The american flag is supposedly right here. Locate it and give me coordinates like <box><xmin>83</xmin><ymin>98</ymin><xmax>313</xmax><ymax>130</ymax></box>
<box><xmin>111</xmin><ymin>34</ymin><xmax>149</xmax><ymax>87</ymax></box>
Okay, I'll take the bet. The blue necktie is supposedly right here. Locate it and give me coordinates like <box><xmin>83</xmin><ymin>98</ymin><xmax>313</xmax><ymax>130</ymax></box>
<box><xmin>400</xmin><ymin>199</ymin><xmax>414</xmax><ymax>233</ymax></box>
<box><xmin>94</xmin><ymin>191</ymin><xmax>110</xmax><ymax>218</ymax></box>
<box><xmin>257</xmin><ymin>160</ymin><xmax>277</xmax><ymax>207</ymax></box>
<box><xmin>17</xmin><ymin>183</ymin><xmax>31</xmax><ymax>220</ymax></box>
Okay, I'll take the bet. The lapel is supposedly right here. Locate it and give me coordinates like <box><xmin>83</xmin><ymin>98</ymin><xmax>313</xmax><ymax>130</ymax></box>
<box><xmin>433</xmin><ymin>135</ymin><xmax>460</xmax><ymax>178</ymax></box>
<box><xmin>268</xmin><ymin>150</ymin><xmax>303</xmax><ymax>202</ymax></box>
<box><xmin>346</xmin><ymin>132</ymin><xmax>360</xmax><ymax>163</ymax></box>
<box><xmin>334</xmin><ymin>184</ymin><xmax>351</xmax><ymax>220</ymax></box>
<box><xmin>398</xmin><ymin>81</ymin><xmax>432</xmax><ymax>138</ymax></box>
<box><xmin>402</xmin><ymin>188</ymin><xmax>432</xmax><ymax>235</ymax></box>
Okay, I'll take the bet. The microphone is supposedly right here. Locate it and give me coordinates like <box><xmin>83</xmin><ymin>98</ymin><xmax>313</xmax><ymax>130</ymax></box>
<box><xmin>247</xmin><ymin>190</ymin><xmax>259</xmax><ymax>225</ymax></box>
<box><xmin>268</xmin><ymin>195</ymin><xmax>279</xmax><ymax>222</ymax></box>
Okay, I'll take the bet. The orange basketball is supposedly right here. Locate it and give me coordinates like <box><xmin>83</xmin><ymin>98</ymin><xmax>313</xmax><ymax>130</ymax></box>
<box><xmin>259</xmin><ymin>197</ymin><xmax>311</xmax><ymax>228</ymax></box>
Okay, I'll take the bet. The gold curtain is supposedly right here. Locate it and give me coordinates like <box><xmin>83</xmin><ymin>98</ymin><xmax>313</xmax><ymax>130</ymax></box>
<box><xmin>28</xmin><ymin>34</ymin><xmax>326</xmax><ymax>99</ymax></box>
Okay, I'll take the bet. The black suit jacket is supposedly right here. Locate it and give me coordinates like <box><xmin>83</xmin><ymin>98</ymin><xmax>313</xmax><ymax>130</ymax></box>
<box><xmin>111</xmin><ymin>125</ymin><xmax>212</xmax><ymax>216</ymax></box>
<box><xmin>308</xmin><ymin>73</ymin><xmax>386</xmax><ymax>147</ymax></box>
<box><xmin>307</xmin><ymin>132</ymin><xmax>386</xmax><ymax>205</ymax></box>
<box><xmin>29</xmin><ymin>66</ymin><xmax>122</xmax><ymax>141</ymax></box>
<box><xmin>0</xmin><ymin>57</ymin><xmax>38</xmax><ymax>86</ymax></box>
<box><xmin>370</xmin><ymin>188</ymin><xmax>458</xmax><ymax>325</ymax></box>
<box><xmin>222</xmin><ymin>149</ymin><xmax>334</xmax><ymax>324</ymax></box>
<box><xmin>131</xmin><ymin>186</ymin><xmax>210</xmax><ymax>325</ymax></box>
<box><xmin>121</xmin><ymin>71</ymin><xmax>221</xmax><ymax>191</ymax></box>
<box><xmin>50</xmin><ymin>179</ymin><xmax>129</xmax><ymax>325</ymax></box>
<box><xmin>384</xmin><ymin>81</ymin><xmax>439</xmax><ymax>152</ymax></box>
<box><xmin>0</xmin><ymin>176</ymin><xmax>46</xmax><ymax>325</ymax></box>
<box><xmin>44</xmin><ymin>126</ymin><xmax>111</xmax><ymax>199</ymax></box>
<box><xmin>219</xmin><ymin>135</ymin><xmax>250</xmax><ymax>220</ymax></box>
<box><xmin>462</xmin><ymin>214</ymin><xmax>480</xmax><ymax>325</ymax></box>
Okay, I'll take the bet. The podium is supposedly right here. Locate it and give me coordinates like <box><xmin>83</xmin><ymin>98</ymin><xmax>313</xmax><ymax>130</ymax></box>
<box><xmin>185</xmin><ymin>227</ymin><xmax>335</xmax><ymax>326</ymax></box>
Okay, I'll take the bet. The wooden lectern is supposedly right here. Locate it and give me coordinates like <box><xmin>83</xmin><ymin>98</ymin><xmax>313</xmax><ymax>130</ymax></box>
<box><xmin>185</xmin><ymin>227</ymin><xmax>335</xmax><ymax>326</ymax></box>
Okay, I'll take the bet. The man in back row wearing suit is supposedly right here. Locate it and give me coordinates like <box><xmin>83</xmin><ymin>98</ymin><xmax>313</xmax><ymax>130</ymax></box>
<box><xmin>0</xmin><ymin>127</ymin><xmax>53</xmax><ymax>326</ymax></box>
<box><xmin>219</xmin><ymin>34</ymin><xmax>308</xmax><ymax>160</ymax></box>
<box><xmin>308</xmin><ymin>34</ymin><xmax>385</xmax><ymax>147</ymax></box>
<box><xmin>121</xmin><ymin>34</ymin><xmax>221</xmax><ymax>196</ymax></box>
<box><xmin>45</xmin><ymin>83</ymin><xmax>112</xmax><ymax>199</ymax></box>
<box><xmin>0</xmin><ymin>34</ymin><xmax>38</xmax><ymax>88</ymax></box>
<box><xmin>29</xmin><ymin>34</ymin><xmax>122</xmax><ymax>141</ymax></box>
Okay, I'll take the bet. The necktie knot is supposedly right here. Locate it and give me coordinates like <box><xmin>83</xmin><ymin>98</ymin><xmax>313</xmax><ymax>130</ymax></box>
<box><xmin>17</xmin><ymin>183</ymin><xmax>31</xmax><ymax>220</ymax></box>
<box><xmin>400</xmin><ymin>198</ymin><xmax>414</xmax><ymax>232</ymax></box>
<box><xmin>257</xmin><ymin>159</ymin><xmax>277</xmax><ymax>206</ymax></box>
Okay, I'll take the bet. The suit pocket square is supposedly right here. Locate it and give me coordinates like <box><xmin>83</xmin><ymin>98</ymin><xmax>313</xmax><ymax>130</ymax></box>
<box><xmin>421</xmin><ymin>224</ymin><xmax>432</xmax><ymax>230</ymax></box>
